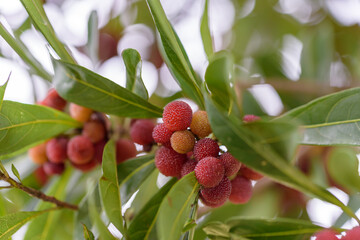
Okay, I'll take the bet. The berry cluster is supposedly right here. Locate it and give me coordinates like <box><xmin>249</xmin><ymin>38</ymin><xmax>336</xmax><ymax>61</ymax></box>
<box><xmin>313</xmin><ymin>226</ymin><xmax>360</xmax><ymax>240</ymax></box>
<box><xmin>29</xmin><ymin>89</ymin><xmax>138</xmax><ymax>177</ymax></box>
<box><xmin>153</xmin><ymin>100</ymin><xmax>263</xmax><ymax>208</ymax></box>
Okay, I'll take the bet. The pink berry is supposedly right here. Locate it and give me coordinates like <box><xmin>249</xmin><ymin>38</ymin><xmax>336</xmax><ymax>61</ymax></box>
<box><xmin>67</xmin><ymin>136</ymin><xmax>95</xmax><ymax>165</ymax></box>
<box><xmin>155</xmin><ymin>146</ymin><xmax>186</xmax><ymax>177</ymax></box>
<box><xmin>229</xmin><ymin>175</ymin><xmax>253</xmax><ymax>204</ymax></box>
<box><xmin>46</xmin><ymin>137</ymin><xmax>68</xmax><ymax>164</ymax></box>
<box><xmin>243</xmin><ymin>114</ymin><xmax>261</xmax><ymax>123</ymax></box>
<box><xmin>94</xmin><ymin>140</ymin><xmax>106</xmax><ymax>164</ymax></box>
<box><xmin>39</xmin><ymin>89</ymin><xmax>66</xmax><ymax>111</ymax></box>
<box><xmin>219</xmin><ymin>152</ymin><xmax>241</xmax><ymax>177</ymax></box>
<box><xmin>43</xmin><ymin>162</ymin><xmax>65</xmax><ymax>176</ymax></box>
<box><xmin>193</xmin><ymin>138</ymin><xmax>219</xmax><ymax>161</ymax></box>
<box><xmin>200</xmin><ymin>177</ymin><xmax>231</xmax><ymax>207</ymax></box>
<box><xmin>200</xmin><ymin>195</ymin><xmax>226</xmax><ymax>208</ymax></box>
<box><xmin>195</xmin><ymin>157</ymin><xmax>224</xmax><ymax>188</ymax></box>
<box><xmin>343</xmin><ymin>226</ymin><xmax>360</xmax><ymax>240</ymax></box>
<box><xmin>239</xmin><ymin>165</ymin><xmax>263</xmax><ymax>180</ymax></box>
<box><xmin>82</xmin><ymin>119</ymin><xmax>106</xmax><ymax>143</ymax></box>
<box><xmin>71</xmin><ymin>158</ymin><xmax>98</xmax><ymax>172</ymax></box>
<box><xmin>116</xmin><ymin>139</ymin><xmax>137</xmax><ymax>164</ymax></box>
<box><xmin>180</xmin><ymin>159</ymin><xmax>198</xmax><ymax>178</ymax></box>
<box><xmin>130</xmin><ymin>119</ymin><xmax>155</xmax><ymax>145</ymax></box>
<box><xmin>162</xmin><ymin>101</ymin><xmax>192</xmax><ymax>131</ymax></box>
<box><xmin>313</xmin><ymin>229</ymin><xmax>339</xmax><ymax>240</ymax></box>
<box><xmin>152</xmin><ymin>123</ymin><xmax>173</xmax><ymax>145</ymax></box>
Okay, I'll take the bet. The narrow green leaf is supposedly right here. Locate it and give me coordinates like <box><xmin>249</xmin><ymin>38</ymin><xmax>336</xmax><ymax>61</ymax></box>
<box><xmin>335</xmin><ymin>194</ymin><xmax>360</xmax><ymax>227</ymax></box>
<box><xmin>200</xmin><ymin>0</ymin><xmax>213</xmax><ymax>58</ymax></box>
<box><xmin>53</xmin><ymin>60</ymin><xmax>162</xmax><ymax>118</ymax></box>
<box><xmin>117</xmin><ymin>154</ymin><xmax>156</xmax><ymax>204</ymax></box>
<box><xmin>127</xmin><ymin>178</ymin><xmax>177</xmax><ymax>240</ymax></box>
<box><xmin>11</xmin><ymin>164</ymin><xmax>21</xmax><ymax>182</ymax></box>
<box><xmin>0</xmin><ymin>209</ymin><xmax>57</xmax><ymax>240</ymax></box>
<box><xmin>83</xmin><ymin>224</ymin><xmax>95</xmax><ymax>240</ymax></box>
<box><xmin>99</xmin><ymin>139</ymin><xmax>125</xmax><ymax>234</ymax></box>
<box><xmin>87</xmin><ymin>11</ymin><xmax>99</xmax><ymax>65</ymax></box>
<box><xmin>146</xmin><ymin>0</ymin><xmax>204</xmax><ymax>108</ymax></box>
<box><xmin>205</xmin><ymin>96</ymin><xmax>359</xmax><ymax>223</ymax></box>
<box><xmin>122</xmin><ymin>48</ymin><xmax>148</xmax><ymax>100</ymax></box>
<box><xmin>157</xmin><ymin>172</ymin><xmax>199</xmax><ymax>240</ymax></box>
<box><xmin>0</xmin><ymin>23</ymin><xmax>51</xmax><ymax>81</ymax></box>
<box><xmin>279</xmin><ymin>87</ymin><xmax>360</xmax><ymax>146</ymax></box>
<box><xmin>0</xmin><ymin>101</ymin><xmax>80</xmax><ymax>157</ymax></box>
<box><xmin>19</xmin><ymin>0</ymin><xmax>75</xmax><ymax>63</ymax></box>
<box><xmin>0</xmin><ymin>74</ymin><xmax>10</xmax><ymax>111</ymax></box>
<box><xmin>203</xmin><ymin>217</ymin><xmax>323</xmax><ymax>240</ymax></box>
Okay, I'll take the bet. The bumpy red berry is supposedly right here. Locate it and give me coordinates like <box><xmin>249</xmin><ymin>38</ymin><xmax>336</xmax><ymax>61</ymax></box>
<box><xmin>180</xmin><ymin>159</ymin><xmax>198</xmax><ymax>178</ymax></box>
<box><xmin>69</xmin><ymin>103</ymin><xmax>93</xmax><ymax>122</ymax></box>
<box><xmin>170</xmin><ymin>130</ymin><xmax>195</xmax><ymax>154</ymax></box>
<box><xmin>43</xmin><ymin>162</ymin><xmax>65</xmax><ymax>176</ymax></box>
<box><xmin>155</xmin><ymin>146</ymin><xmax>186</xmax><ymax>177</ymax></box>
<box><xmin>343</xmin><ymin>226</ymin><xmax>360</xmax><ymax>240</ymax></box>
<box><xmin>193</xmin><ymin>138</ymin><xmax>219</xmax><ymax>161</ymax></box>
<box><xmin>39</xmin><ymin>89</ymin><xmax>66</xmax><ymax>111</ymax></box>
<box><xmin>67</xmin><ymin>136</ymin><xmax>94</xmax><ymax>165</ymax></box>
<box><xmin>152</xmin><ymin>123</ymin><xmax>173</xmax><ymax>145</ymax></box>
<box><xmin>190</xmin><ymin>110</ymin><xmax>212</xmax><ymax>138</ymax></box>
<box><xmin>313</xmin><ymin>229</ymin><xmax>339</xmax><ymax>240</ymax></box>
<box><xmin>82</xmin><ymin>119</ymin><xmax>106</xmax><ymax>143</ymax></box>
<box><xmin>46</xmin><ymin>137</ymin><xmax>68</xmax><ymax>164</ymax></box>
<box><xmin>195</xmin><ymin>157</ymin><xmax>224</xmax><ymax>188</ymax></box>
<box><xmin>94</xmin><ymin>140</ymin><xmax>106</xmax><ymax>164</ymax></box>
<box><xmin>219</xmin><ymin>152</ymin><xmax>241</xmax><ymax>177</ymax></box>
<box><xmin>243</xmin><ymin>114</ymin><xmax>261</xmax><ymax>123</ymax></box>
<box><xmin>71</xmin><ymin>158</ymin><xmax>98</xmax><ymax>172</ymax></box>
<box><xmin>239</xmin><ymin>165</ymin><xmax>263</xmax><ymax>180</ymax></box>
<box><xmin>162</xmin><ymin>101</ymin><xmax>192</xmax><ymax>131</ymax></box>
<box><xmin>130</xmin><ymin>119</ymin><xmax>155</xmax><ymax>145</ymax></box>
<box><xmin>200</xmin><ymin>177</ymin><xmax>231</xmax><ymax>207</ymax></box>
<box><xmin>29</xmin><ymin>142</ymin><xmax>48</xmax><ymax>164</ymax></box>
<box><xmin>229</xmin><ymin>175</ymin><xmax>253</xmax><ymax>204</ymax></box>
<box><xmin>34</xmin><ymin>166</ymin><xmax>49</xmax><ymax>186</ymax></box>
<box><xmin>200</xmin><ymin>195</ymin><xmax>225</xmax><ymax>208</ymax></box>
<box><xmin>116</xmin><ymin>139</ymin><xmax>137</xmax><ymax>164</ymax></box>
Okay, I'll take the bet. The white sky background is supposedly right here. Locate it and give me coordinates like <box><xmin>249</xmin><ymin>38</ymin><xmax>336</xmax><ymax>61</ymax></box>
<box><xmin>1</xmin><ymin>0</ymin><xmax>360</xmax><ymax>236</ymax></box>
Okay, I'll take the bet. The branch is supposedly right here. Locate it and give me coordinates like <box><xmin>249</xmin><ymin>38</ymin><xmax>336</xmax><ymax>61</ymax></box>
<box><xmin>0</xmin><ymin>171</ymin><xmax>78</xmax><ymax>211</ymax></box>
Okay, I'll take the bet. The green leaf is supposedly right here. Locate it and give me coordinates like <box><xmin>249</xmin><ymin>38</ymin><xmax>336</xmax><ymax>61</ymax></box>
<box><xmin>0</xmin><ymin>23</ymin><xmax>51</xmax><ymax>81</ymax></box>
<box><xmin>203</xmin><ymin>217</ymin><xmax>322</xmax><ymax>240</ymax></box>
<box><xmin>146</xmin><ymin>0</ymin><xmax>204</xmax><ymax>108</ymax></box>
<box><xmin>0</xmin><ymin>101</ymin><xmax>80</xmax><ymax>158</ymax></box>
<box><xmin>280</xmin><ymin>87</ymin><xmax>360</xmax><ymax>146</ymax></box>
<box><xmin>99</xmin><ymin>139</ymin><xmax>125</xmax><ymax>234</ymax></box>
<box><xmin>327</xmin><ymin>147</ymin><xmax>360</xmax><ymax>192</ymax></box>
<box><xmin>205</xmin><ymin>96</ymin><xmax>359</xmax><ymax>223</ymax></box>
<box><xmin>117</xmin><ymin>154</ymin><xmax>156</xmax><ymax>204</ymax></box>
<box><xmin>83</xmin><ymin>224</ymin><xmax>95</xmax><ymax>240</ymax></box>
<box><xmin>53</xmin><ymin>60</ymin><xmax>162</xmax><ymax>118</ymax></box>
<box><xmin>122</xmin><ymin>48</ymin><xmax>149</xmax><ymax>100</ymax></box>
<box><xmin>335</xmin><ymin>194</ymin><xmax>360</xmax><ymax>227</ymax></box>
<box><xmin>200</xmin><ymin>0</ymin><xmax>213</xmax><ymax>58</ymax></box>
<box><xmin>87</xmin><ymin>11</ymin><xmax>99</xmax><ymax>65</ymax></box>
<box><xmin>19</xmin><ymin>0</ymin><xmax>75</xmax><ymax>63</ymax></box>
<box><xmin>0</xmin><ymin>74</ymin><xmax>10</xmax><ymax>111</ymax></box>
<box><xmin>157</xmin><ymin>172</ymin><xmax>199</xmax><ymax>240</ymax></box>
<box><xmin>0</xmin><ymin>209</ymin><xmax>57</xmax><ymax>240</ymax></box>
<box><xmin>128</xmin><ymin>178</ymin><xmax>177</xmax><ymax>240</ymax></box>
<box><xmin>11</xmin><ymin>164</ymin><xmax>21</xmax><ymax>182</ymax></box>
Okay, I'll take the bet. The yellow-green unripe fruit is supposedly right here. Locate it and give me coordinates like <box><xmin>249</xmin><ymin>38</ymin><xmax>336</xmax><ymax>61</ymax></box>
<box><xmin>190</xmin><ymin>111</ymin><xmax>212</xmax><ymax>138</ymax></box>
<box><xmin>170</xmin><ymin>130</ymin><xmax>195</xmax><ymax>154</ymax></box>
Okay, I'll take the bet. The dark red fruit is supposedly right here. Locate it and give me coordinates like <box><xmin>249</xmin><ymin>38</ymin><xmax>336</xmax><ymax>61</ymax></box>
<box><xmin>229</xmin><ymin>175</ymin><xmax>253</xmax><ymax>204</ymax></box>
<box><xmin>193</xmin><ymin>138</ymin><xmax>219</xmax><ymax>161</ymax></box>
<box><xmin>152</xmin><ymin>123</ymin><xmax>173</xmax><ymax>145</ymax></box>
<box><xmin>313</xmin><ymin>229</ymin><xmax>339</xmax><ymax>240</ymax></box>
<box><xmin>155</xmin><ymin>146</ymin><xmax>186</xmax><ymax>177</ymax></box>
<box><xmin>116</xmin><ymin>139</ymin><xmax>137</xmax><ymax>164</ymax></box>
<box><xmin>162</xmin><ymin>101</ymin><xmax>192</xmax><ymax>131</ymax></box>
<box><xmin>46</xmin><ymin>137</ymin><xmax>68</xmax><ymax>164</ymax></box>
<box><xmin>219</xmin><ymin>152</ymin><xmax>241</xmax><ymax>177</ymax></box>
<box><xmin>43</xmin><ymin>162</ymin><xmax>65</xmax><ymax>176</ymax></box>
<box><xmin>200</xmin><ymin>177</ymin><xmax>231</xmax><ymax>207</ymax></box>
<box><xmin>180</xmin><ymin>159</ymin><xmax>198</xmax><ymax>178</ymax></box>
<box><xmin>130</xmin><ymin>119</ymin><xmax>155</xmax><ymax>145</ymax></box>
<box><xmin>34</xmin><ymin>166</ymin><xmax>49</xmax><ymax>186</ymax></box>
<box><xmin>200</xmin><ymin>195</ymin><xmax>225</xmax><ymax>208</ymax></box>
<box><xmin>239</xmin><ymin>165</ymin><xmax>263</xmax><ymax>180</ymax></box>
<box><xmin>67</xmin><ymin>136</ymin><xmax>95</xmax><ymax>165</ymax></box>
<box><xmin>39</xmin><ymin>89</ymin><xmax>66</xmax><ymax>111</ymax></box>
<box><xmin>195</xmin><ymin>157</ymin><xmax>224</xmax><ymax>188</ymax></box>
<box><xmin>243</xmin><ymin>114</ymin><xmax>261</xmax><ymax>123</ymax></box>
<box><xmin>71</xmin><ymin>158</ymin><xmax>98</xmax><ymax>172</ymax></box>
<box><xmin>343</xmin><ymin>226</ymin><xmax>360</xmax><ymax>240</ymax></box>
<box><xmin>82</xmin><ymin>119</ymin><xmax>106</xmax><ymax>143</ymax></box>
<box><xmin>94</xmin><ymin>140</ymin><xmax>107</xmax><ymax>164</ymax></box>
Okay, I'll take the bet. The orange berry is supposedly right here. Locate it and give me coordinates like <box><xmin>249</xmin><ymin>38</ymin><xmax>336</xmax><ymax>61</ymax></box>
<box><xmin>170</xmin><ymin>130</ymin><xmax>195</xmax><ymax>154</ymax></box>
<box><xmin>69</xmin><ymin>103</ymin><xmax>93</xmax><ymax>122</ymax></box>
<box><xmin>29</xmin><ymin>143</ymin><xmax>48</xmax><ymax>164</ymax></box>
<box><xmin>190</xmin><ymin>111</ymin><xmax>212</xmax><ymax>138</ymax></box>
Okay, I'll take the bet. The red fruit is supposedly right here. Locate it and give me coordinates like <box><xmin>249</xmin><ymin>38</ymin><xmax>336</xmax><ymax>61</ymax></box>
<box><xmin>243</xmin><ymin>114</ymin><xmax>261</xmax><ymax>123</ymax></box>
<box><xmin>69</xmin><ymin>103</ymin><xmax>93</xmax><ymax>122</ymax></box>
<box><xmin>219</xmin><ymin>152</ymin><xmax>241</xmax><ymax>177</ymax></box>
<box><xmin>34</xmin><ymin>166</ymin><xmax>49</xmax><ymax>186</ymax></box>
<box><xmin>152</xmin><ymin>123</ymin><xmax>173</xmax><ymax>145</ymax></box>
<box><xmin>39</xmin><ymin>89</ymin><xmax>66</xmax><ymax>111</ymax></box>
<box><xmin>43</xmin><ymin>162</ymin><xmax>65</xmax><ymax>176</ymax></box>
<box><xmin>343</xmin><ymin>226</ymin><xmax>360</xmax><ymax>240</ymax></box>
<box><xmin>229</xmin><ymin>175</ymin><xmax>253</xmax><ymax>204</ymax></box>
<box><xmin>239</xmin><ymin>165</ymin><xmax>263</xmax><ymax>180</ymax></box>
<box><xmin>94</xmin><ymin>140</ymin><xmax>107</xmax><ymax>164</ymax></box>
<box><xmin>28</xmin><ymin>142</ymin><xmax>48</xmax><ymax>164</ymax></box>
<box><xmin>71</xmin><ymin>158</ymin><xmax>98</xmax><ymax>172</ymax></box>
<box><xmin>200</xmin><ymin>177</ymin><xmax>231</xmax><ymax>207</ymax></box>
<box><xmin>130</xmin><ymin>119</ymin><xmax>155</xmax><ymax>145</ymax></box>
<box><xmin>195</xmin><ymin>157</ymin><xmax>225</xmax><ymax>188</ymax></box>
<box><xmin>313</xmin><ymin>229</ymin><xmax>339</xmax><ymax>240</ymax></box>
<box><xmin>170</xmin><ymin>130</ymin><xmax>195</xmax><ymax>154</ymax></box>
<box><xmin>200</xmin><ymin>195</ymin><xmax>226</xmax><ymax>208</ymax></box>
<box><xmin>82</xmin><ymin>119</ymin><xmax>106</xmax><ymax>143</ymax></box>
<box><xmin>193</xmin><ymin>138</ymin><xmax>219</xmax><ymax>161</ymax></box>
<box><xmin>46</xmin><ymin>137</ymin><xmax>68</xmax><ymax>164</ymax></box>
<box><xmin>67</xmin><ymin>136</ymin><xmax>95</xmax><ymax>165</ymax></box>
<box><xmin>116</xmin><ymin>139</ymin><xmax>137</xmax><ymax>164</ymax></box>
<box><xmin>162</xmin><ymin>101</ymin><xmax>192</xmax><ymax>131</ymax></box>
<box><xmin>180</xmin><ymin>159</ymin><xmax>198</xmax><ymax>178</ymax></box>
<box><xmin>155</xmin><ymin>146</ymin><xmax>186</xmax><ymax>177</ymax></box>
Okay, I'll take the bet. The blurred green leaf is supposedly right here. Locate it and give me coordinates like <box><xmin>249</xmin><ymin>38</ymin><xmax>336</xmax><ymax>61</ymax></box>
<box><xmin>53</xmin><ymin>60</ymin><xmax>162</xmax><ymax>118</ymax></box>
<box><xmin>146</xmin><ymin>0</ymin><xmax>204</xmax><ymax>108</ymax></box>
<box><xmin>20</xmin><ymin>0</ymin><xmax>75</xmax><ymax>63</ymax></box>
<box><xmin>122</xmin><ymin>48</ymin><xmax>149</xmax><ymax>100</ymax></box>
<box><xmin>83</xmin><ymin>224</ymin><xmax>95</xmax><ymax>240</ymax></box>
<box><xmin>157</xmin><ymin>172</ymin><xmax>199</xmax><ymax>240</ymax></box>
<box><xmin>11</xmin><ymin>164</ymin><xmax>21</xmax><ymax>182</ymax></box>
<box><xmin>99</xmin><ymin>139</ymin><xmax>125</xmax><ymax>234</ymax></box>
<box><xmin>203</xmin><ymin>217</ymin><xmax>322</xmax><ymax>240</ymax></box>
<box><xmin>280</xmin><ymin>88</ymin><xmax>360</xmax><ymax>146</ymax></box>
<box><xmin>87</xmin><ymin>11</ymin><xmax>99</xmax><ymax>65</ymax></box>
<box><xmin>0</xmin><ymin>101</ymin><xmax>80</xmax><ymax>158</ymax></box>
<box><xmin>242</xmin><ymin>90</ymin><xmax>266</xmax><ymax>116</ymax></box>
<box><xmin>335</xmin><ymin>194</ymin><xmax>360</xmax><ymax>228</ymax></box>
<box><xmin>200</xmin><ymin>0</ymin><xmax>213</xmax><ymax>58</ymax></box>
<box><xmin>0</xmin><ymin>74</ymin><xmax>9</xmax><ymax>111</ymax></box>
<box><xmin>128</xmin><ymin>178</ymin><xmax>177</xmax><ymax>240</ymax></box>
<box><xmin>0</xmin><ymin>209</ymin><xmax>57</xmax><ymax>240</ymax></box>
